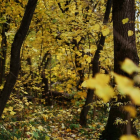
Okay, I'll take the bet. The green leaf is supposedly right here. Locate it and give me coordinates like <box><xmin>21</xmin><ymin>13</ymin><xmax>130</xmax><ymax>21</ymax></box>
<box><xmin>33</xmin><ymin>131</ymin><xmax>39</xmax><ymax>138</ymax></box>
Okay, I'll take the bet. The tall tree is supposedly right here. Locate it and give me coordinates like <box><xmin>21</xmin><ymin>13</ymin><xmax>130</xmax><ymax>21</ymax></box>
<box><xmin>80</xmin><ymin>0</ymin><xmax>112</xmax><ymax>127</ymax></box>
<box><xmin>0</xmin><ymin>0</ymin><xmax>38</xmax><ymax>117</ymax></box>
<box><xmin>100</xmin><ymin>0</ymin><xmax>139</xmax><ymax>139</ymax></box>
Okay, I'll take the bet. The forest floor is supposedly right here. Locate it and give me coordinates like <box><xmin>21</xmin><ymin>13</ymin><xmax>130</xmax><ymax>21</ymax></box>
<box><xmin>0</xmin><ymin>94</ymin><xmax>140</xmax><ymax>140</ymax></box>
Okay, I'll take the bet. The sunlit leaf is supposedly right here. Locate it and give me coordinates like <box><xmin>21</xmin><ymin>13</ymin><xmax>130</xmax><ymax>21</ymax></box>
<box><xmin>1</xmin><ymin>115</ymin><xmax>5</xmax><ymax>119</ymax></box>
<box><xmin>128</xmin><ymin>88</ymin><xmax>140</xmax><ymax>105</ymax></box>
<box><xmin>121</xmin><ymin>59</ymin><xmax>140</xmax><ymax>74</ymax></box>
<box><xmin>95</xmin><ymin>85</ymin><xmax>115</xmax><ymax>102</ymax></box>
<box><xmin>120</xmin><ymin>135</ymin><xmax>138</xmax><ymax>140</ymax></box>
<box><xmin>113</xmin><ymin>72</ymin><xmax>140</xmax><ymax>105</ymax></box>
<box><xmin>82</xmin><ymin>74</ymin><xmax>114</xmax><ymax>102</ymax></box>
<box><xmin>128</xmin><ymin>30</ymin><xmax>134</xmax><ymax>36</ymax></box>
<box><xmin>78</xmin><ymin>91</ymin><xmax>87</xmax><ymax>99</ymax></box>
<box><xmin>102</xmin><ymin>28</ymin><xmax>110</xmax><ymax>36</ymax></box>
<box><xmin>112</xmin><ymin>72</ymin><xmax>134</xmax><ymax>94</ymax></box>
<box><xmin>61</xmin><ymin>123</ymin><xmax>65</xmax><ymax>129</ymax></box>
<box><xmin>38</xmin><ymin>125</ymin><xmax>43</xmax><ymax>131</ymax></box>
<box><xmin>91</xmin><ymin>24</ymin><xmax>100</xmax><ymax>31</ymax></box>
<box><xmin>45</xmin><ymin>136</ymin><xmax>50</xmax><ymax>140</ymax></box>
<box><xmin>13</xmin><ymin>136</ymin><xmax>18</xmax><ymax>140</ymax></box>
<box><xmin>122</xmin><ymin>18</ymin><xmax>129</xmax><ymax>24</ymax></box>
<box><xmin>8</xmin><ymin>107</ymin><xmax>13</xmax><ymax>111</ymax></box>
<box><xmin>0</xmin><ymin>85</ymin><xmax>3</xmax><ymax>90</ymax></box>
<box><xmin>124</xmin><ymin>106</ymin><xmax>136</xmax><ymax>117</ymax></box>
<box><xmin>75</xmin><ymin>36</ymin><xmax>81</xmax><ymax>43</ymax></box>
<box><xmin>10</xmin><ymin>111</ymin><xmax>16</xmax><ymax>115</ymax></box>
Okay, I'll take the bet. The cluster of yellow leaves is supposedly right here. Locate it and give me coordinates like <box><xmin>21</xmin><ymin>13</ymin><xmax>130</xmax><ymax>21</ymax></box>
<box><xmin>121</xmin><ymin>59</ymin><xmax>140</xmax><ymax>74</ymax></box>
<box><xmin>82</xmin><ymin>58</ymin><xmax>140</xmax><ymax>105</ymax></box>
<box><xmin>113</xmin><ymin>72</ymin><xmax>140</xmax><ymax>105</ymax></box>
<box><xmin>82</xmin><ymin>74</ymin><xmax>115</xmax><ymax>102</ymax></box>
<box><xmin>2</xmin><ymin>106</ymin><xmax>16</xmax><ymax>119</ymax></box>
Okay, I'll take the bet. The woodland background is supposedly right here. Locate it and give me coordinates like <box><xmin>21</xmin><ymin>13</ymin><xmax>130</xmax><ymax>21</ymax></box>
<box><xmin>0</xmin><ymin>0</ymin><xmax>140</xmax><ymax>140</ymax></box>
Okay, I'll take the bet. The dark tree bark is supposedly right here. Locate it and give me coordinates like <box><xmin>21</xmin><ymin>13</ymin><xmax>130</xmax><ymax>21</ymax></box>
<box><xmin>73</xmin><ymin>39</ymin><xmax>85</xmax><ymax>91</ymax></box>
<box><xmin>0</xmin><ymin>0</ymin><xmax>38</xmax><ymax>117</ymax></box>
<box><xmin>57</xmin><ymin>0</ymin><xmax>71</xmax><ymax>13</ymax></box>
<box><xmin>41</xmin><ymin>52</ymin><xmax>51</xmax><ymax>105</ymax></box>
<box><xmin>0</xmin><ymin>23</ymin><xmax>9</xmax><ymax>94</ymax></box>
<box><xmin>100</xmin><ymin>0</ymin><xmax>139</xmax><ymax>139</ymax></box>
<box><xmin>80</xmin><ymin>0</ymin><xmax>112</xmax><ymax>127</ymax></box>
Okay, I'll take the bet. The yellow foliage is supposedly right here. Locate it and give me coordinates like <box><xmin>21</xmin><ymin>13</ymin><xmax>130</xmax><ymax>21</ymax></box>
<box><xmin>122</xmin><ymin>18</ymin><xmax>129</xmax><ymax>24</ymax></box>
<box><xmin>113</xmin><ymin>72</ymin><xmax>140</xmax><ymax>105</ymax></box>
<box><xmin>112</xmin><ymin>72</ymin><xmax>134</xmax><ymax>94</ymax></box>
<box><xmin>128</xmin><ymin>30</ymin><xmax>134</xmax><ymax>36</ymax></box>
<box><xmin>128</xmin><ymin>88</ymin><xmax>140</xmax><ymax>105</ymax></box>
<box><xmin>0</xmin><ymin>85</ymin><xmax>3</xmax><ymax>90</ymax></box>
<box><xmin>124</xmin><ymin>106</ymin><xmax>136</xmax><ymax>117</ymax></box>
<box><xmin>121</xmin><ymin>58</ymin><xmax>140</xmax><ymax>74</ymax></box>
<box><xmin>10</xmin><ymin>111</ymin><xmax>16</xmax><ymax>116</ymax></box>
<box><xmin>78</xmin><ymin>91</ymin><xmax>87</xmax><ymax>99</ymax></box>
<box><xmin>120</xmin><ymin>135</ymin><xmax>138</xmax><ymax>140</ymax></box>
<box><xmin>13</xmin><ymin>136</ymin><xmax>18</xmax><ymax>140</ymax></box>
<box><xmin>82</xmin><ymin>74</ymin><xmax>115</xmax><ymax>102</ymax></box>
<box><xmin>102</xmin><ymin>27</ymin><xmax>110</xmax><ymax>36</ymax></box>
<box><xmin>90</xmin><ymin>24</ymin><xmax>100</xmax><ymax>31</ymax></box>
<box><xmin>75</xmin><ymin>36</ymin><xmax>81</xmax><ymax>43</ymax></box>
<box><xmin>38</xmin><ymin>125</ymin><xmax>43</xmax><ymax>131</ymax></box>
<box><xmin>45</xmin><ymin>136</ymin><xmax>50</xmax><ymax>140</ymax></box>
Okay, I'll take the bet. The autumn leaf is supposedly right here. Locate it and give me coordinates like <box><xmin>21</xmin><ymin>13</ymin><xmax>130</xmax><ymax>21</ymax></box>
<box><xmin>61</xmin><ymin>123</ymin><xmax>65</xmax><ymax>129</ymax></box>
<box><xmin>38</xmin><ymin>125</ymin><xmax>43</xmax><ymax>131</ymax></box>
<box><xmin>45</xmin><ymin>136</ymin><xmax>50</xmax><ymax>140</ymax></box>
<box><xmin>120</xmin><ymin>135</ymin><xmax>138</xmax><ymax>140</ymax></box>
<box><xmin>122</xmin><ymin>18</ymin><xmax>129</xmax><ymax>24</ymax></box>
<box><xmin>113</xmin><ymin>72</ymin><xmax>140</xmax><ymax>105</ymax></box>
<box><xmin>124</xmin><ymin>106</ymin><xmax>136</xmax><ymax>117</ymax></box>
<box><xmin>95</xmin><ymin>85</ymin><xmax>115</xmax><ymax>102</ymax></box>
<box><xmin>75</xmin><ymin>36</ymin><xmax>81</xmax><ymax>43</ymax></box>
<box><xmin>90</xmin><ymin>24</ymin><xmax>100</xmax><ymax>31</ymax></box>
<box><xmin>13</xmin><ymin>136</ymin><xmax>18</xmax><ymax>140</ymax></box>
<box><xmin>42</xmin><ymin>114</ymin><xmax>48</xmax><ymax>122</ymax></box>
<box><xmin>0</xmin><ymin>85</ymin><xmax>3</xmax><ymax>90</ymax></box>
<box><xmin>78</xmin><ymin>91</ymin><xmax>87</xmax><ymax>99</ymax></box>
<box><xmin>8</xmin><ymin>106</ymin><xmax>13</xmax><ymax>111</ymax></box>
<box><xmin>82</xmin><ymin>74</ymin><xmax>115</xmax><ymax>102</ymax></box>
<box><xmin>121</xmin><ymin>58</ymin><xmax>140</xmax><ymax>74</ymax></box>
<box><xmin>10</xmin><ymin>111</ymin><xmax>16</xmax><ymax>116</ymax></box>
<box><xmin>1</xmin><ymin>114</ymin><xmax>5</xmax><ymax>119</ymax></box>
<box><xmin>128</xmin><ymin>88</ymin><xmax>140</xmax><ymax>105</ymax></box>
<box><xmin>82</xmin><ymin>78</ymin><xmax>94</xmax><ymax>88</ymax></box>
<box><xmin>112</xmin><ymin>72</ymin><xmax>134</xmax><ymax>94</ymax></box>
<box><xmin>25</xmin><ymin>102</ymin><xmax>29</xmax><ymax>106</ymax></box>
<box><xmin>128</xmin><ymin>30</ymin><xmax>134</xmax><ymax>36</ymax></box>
<box><xmin>66</xmin><ymin>128</ymin><xmax>71</xmax><ymax>132</ymax></box>
<box><xmin>85</xmin><ymin>56</ymin><xmax>92</xmax><ymax>63</ymax></box>
<box><xmin>102</xmin><ymin>27</ymin><xmax>110</xmax><ymax>36</ymax></box>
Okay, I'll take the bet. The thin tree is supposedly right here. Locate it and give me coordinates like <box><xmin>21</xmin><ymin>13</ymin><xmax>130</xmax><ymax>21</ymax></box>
<box><xmin>80</xmin><ymin>0</ymin><xmax>112</xmax><ymax>126</ymax></box>
<box><xmin>0</xmin><ymin>0</ymin><xmax>38</xmax><ymax>117</ymax></box>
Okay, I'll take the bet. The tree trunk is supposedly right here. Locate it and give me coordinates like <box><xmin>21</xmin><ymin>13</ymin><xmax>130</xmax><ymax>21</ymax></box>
<box><xmin>80</xmin><ymin>0</ymin><xmax>112</xmax><ymax>127</ymax></box>
<box><xmin>100</xmin><ymin>0</ymin><xmax>139</xmax><ymax>139</ymax></box>
<box><xmin>0</xmin><ymin>0</ymin><xmax>38</xmax><ymax>117</ymax></box>
<box><xmin>0</xmin><ymin>23</ymin><xmax>8</xmax><ymax>94</ymax></box>
<box><xmin>41</xmin><ymin>52</ymin><xmax>52</xmax><ymax>105</ymax></box>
